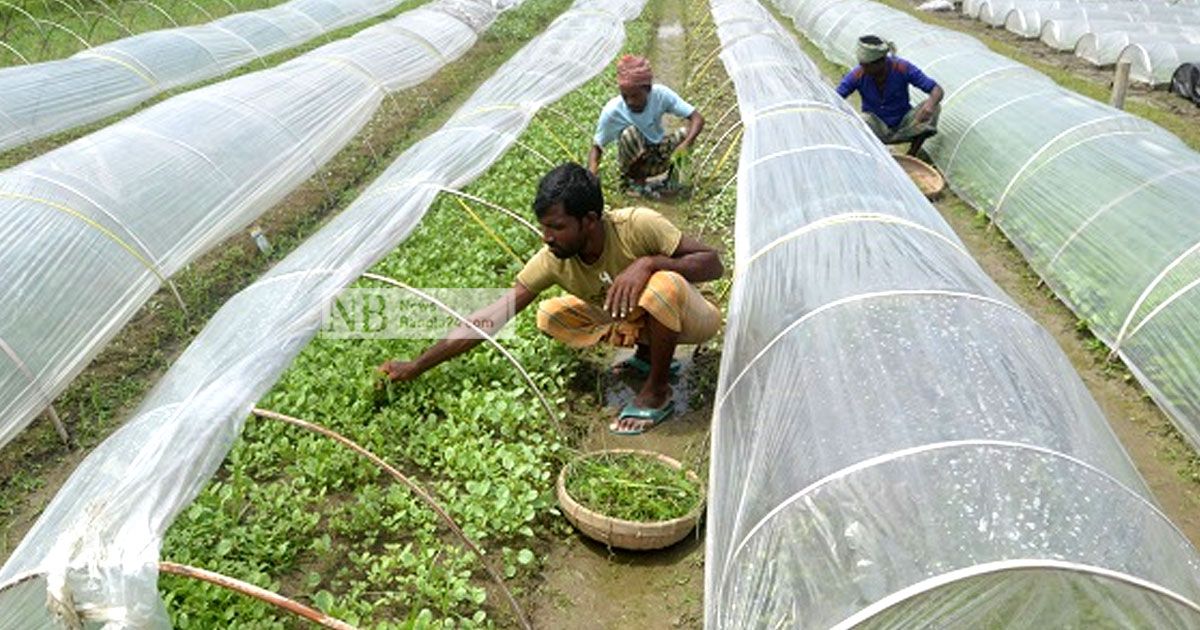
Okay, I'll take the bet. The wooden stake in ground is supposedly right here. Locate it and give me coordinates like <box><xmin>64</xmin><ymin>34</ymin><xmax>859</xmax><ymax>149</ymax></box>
<box><xmin>1111</xmin><ymin>60</ymin><xmax>1132</xmax><ymax>110</ymax></box>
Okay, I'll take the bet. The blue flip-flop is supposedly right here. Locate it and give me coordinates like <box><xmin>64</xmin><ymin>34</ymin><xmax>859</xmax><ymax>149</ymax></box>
<box><xmin>610</xmin><ymin>399</ymin><xmax>676</xmax><ymax>436</ymax></box>
<box><xmin>613</xmin><ymin>356</ymin><xmax>682</xmax><ymax>377</ymax></box>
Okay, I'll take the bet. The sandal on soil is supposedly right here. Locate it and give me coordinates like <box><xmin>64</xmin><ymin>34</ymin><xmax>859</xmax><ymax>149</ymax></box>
<box><xmin>609</xmin><ymin>399</ymin><xmax>676</xmax><ymax>436</ymax></box>
<box><xmin>612</xmin><ymin>356</ymin><xmax>682</xmax><ymax>376</ymax></box>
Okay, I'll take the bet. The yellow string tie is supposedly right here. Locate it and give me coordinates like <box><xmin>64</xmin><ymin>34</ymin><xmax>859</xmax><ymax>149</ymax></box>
<box><xmin>0</xmin><ymin>191</ymin><xmax>168</xmax><ymax>284</ymax></box>
<box><xmin>454</xmin><ymin>196</ymin><xmax>525</xmax><ymax>266</ymax></box>
<box><xmin>703</xmin><ymin>127</ymin><xmax>744</xmax><ymax>190</ymax></box>
<box><xmin>534</xmin><ymin>116</ymin><xmax>578</xmax><ymax>162</ymax></box>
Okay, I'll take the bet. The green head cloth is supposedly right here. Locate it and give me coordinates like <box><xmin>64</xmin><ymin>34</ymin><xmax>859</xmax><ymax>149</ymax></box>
<box><xmin>856</xmin><ymin>36</ymin><xmax>895</xmax><ymax>64</ymax></box>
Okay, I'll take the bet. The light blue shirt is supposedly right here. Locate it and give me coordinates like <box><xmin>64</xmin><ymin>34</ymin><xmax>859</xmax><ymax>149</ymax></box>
<box><xmin>593</xmin><ymin>84</ymin><xmax>696</xmax><ymax>147</ymax></box>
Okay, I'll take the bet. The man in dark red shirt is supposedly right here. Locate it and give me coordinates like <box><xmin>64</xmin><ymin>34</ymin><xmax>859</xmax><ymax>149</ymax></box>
<box><xmin>836</xmin><ymin>35</ymin><xmax>945</xmax><ymax>156</ymax></box>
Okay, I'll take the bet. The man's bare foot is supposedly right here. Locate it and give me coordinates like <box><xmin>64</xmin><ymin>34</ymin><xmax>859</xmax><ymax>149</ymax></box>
<box><xmin>610</xmin><ymin>384</ymin><xmax>673</xmax><ymax>433</ymax></box>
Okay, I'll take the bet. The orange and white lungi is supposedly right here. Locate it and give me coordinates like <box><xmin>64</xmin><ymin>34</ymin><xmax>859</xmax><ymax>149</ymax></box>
<box><xmin>535</xmin><ymin>271</ymin><xmax>721</xmax><ymax>348</ymax></box>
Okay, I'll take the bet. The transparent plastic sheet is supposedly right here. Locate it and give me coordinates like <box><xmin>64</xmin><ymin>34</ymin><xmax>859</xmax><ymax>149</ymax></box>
<box><xmin>1040</xmin><ymin>18</ymin><xmax>1200</xmax><ymax>51</ymax></box>
<box><xmin>0</xmin><ymin>0</ymin><xmax>410</xmax><ymax>154</ymax></box>
<box><xmin>0</xmin><ymin>0</ymin><xmax>644</xmax><ymax>624</ymax></box>
<box><xmin>967</xmin><ymin>0</ymin><xmax>1200</xmax><ymax>20</ymax></box>
<box><xmin>1007</xmin><ymin>8</ymin><xmax>1139</xmax><ymax>36</ymax></box>
<box><xmin>774</xmin><ymin>0</ymin><xmax>1200</xmax><ymax>463</ymax></box>
<box><xmin>0</xmin><ymin>0</ymin><xmax>495</xmax><ymax>454</ymax></box>
<box><xmin>0</xmin><ymin>574</ymin><xmax>54</xmax><ymax>630</ymax></box>
<box><xmin>1000</xmin><ymin>4</ymin><xmax>1200</xmax><ymax>38</ymax></box>
<box><xmin>960</xmin><ymin>0</ymin><xmax>1200</xmax><ymax>76</ymax></box>
<box><xmin>1076</xmin><ymin>28</ymin><xmax>1200</xmax><ymax>66</ymax></box>
<box><xmin>706</xmin><ymin>0</ymin><xmax>1200</xmax><ymax>625</ymax></box>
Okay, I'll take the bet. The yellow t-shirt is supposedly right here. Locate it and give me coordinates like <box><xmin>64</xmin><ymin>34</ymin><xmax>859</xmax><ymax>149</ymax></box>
<box><xmin>516</xmin><ymin>207</ymin><xmax>683</xmax><ymax>307</ymax></box>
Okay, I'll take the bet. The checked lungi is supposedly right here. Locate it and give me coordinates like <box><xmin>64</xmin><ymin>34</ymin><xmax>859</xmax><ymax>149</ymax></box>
<box><xmin>535</xmin><ymin>271</ymin><xmax>721</xmax><ymax>348</ymax></box>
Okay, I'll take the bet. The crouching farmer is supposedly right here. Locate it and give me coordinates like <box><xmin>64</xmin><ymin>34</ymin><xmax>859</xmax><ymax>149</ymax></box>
<box><xmin>836</xmin><ymin>35</ymin><xmax>944</xmax><ymax>156</ymax></box>
<box><xmin>587</xmin><ymin>55</ymin><xmax>705</xmax><ymax>196</ymax></box>
<box><xmin>380</xmin><ymin>163</ymin><xmax>723</xmax><ymax>434</ymax></box>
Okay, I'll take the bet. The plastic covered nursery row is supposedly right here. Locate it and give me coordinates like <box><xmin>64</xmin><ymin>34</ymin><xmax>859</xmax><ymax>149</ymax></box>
<box><xmin>0</xmin><ymin>0</ymin><xmax>499</xmax><ymax>454</ymax></box>
<box><xmin>0</xmin><ymin>0</ymin><xmax>644</xmax><ymax>624</ymax></box>
<box><xmin>961</xmin><ymin>0</ymin><xmax>1200</xmax><ymax>86</ymax></box>
<box><xmin>776</xmin><ymin>0</ymin><xmax>1200</xmax><ymax>459</ymax></box>
<box><xmin>0</xmin><ymin>0</ymin><xmax>418</xmax><ymax>153</ymax></box>
<box><xmin>706</xmin><ymin>0</ymin><xmax>1200</xmax><ymax>625</ymax></box>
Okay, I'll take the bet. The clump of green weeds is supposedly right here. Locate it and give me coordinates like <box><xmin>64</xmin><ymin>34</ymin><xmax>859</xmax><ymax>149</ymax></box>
<box><xmin>564</xmin><ymin>452</ymin><xmax>702</xmax><ymax>522</ymax></box>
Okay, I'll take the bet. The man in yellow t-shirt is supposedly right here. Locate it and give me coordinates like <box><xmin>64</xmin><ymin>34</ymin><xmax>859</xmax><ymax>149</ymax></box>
<box><xmin>380</xmin><ymin>163</ymin><xmax>724</xmax><ymax>434</ymax></box>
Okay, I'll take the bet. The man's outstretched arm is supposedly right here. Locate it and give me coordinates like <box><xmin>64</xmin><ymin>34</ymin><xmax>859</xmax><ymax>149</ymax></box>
<box><xmin>380</xmin><ymin>283</ymin><xmax>540</xmax><ymax>381</ymax></box>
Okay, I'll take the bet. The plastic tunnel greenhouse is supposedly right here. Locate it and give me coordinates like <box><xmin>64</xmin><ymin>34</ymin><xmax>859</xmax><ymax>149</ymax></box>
<box><xmin>961</xmin><ymin>0</ymin><xmax>1200</xmax><ymax>85</ymax></box>
<box><xmin>0</xmin><ymin>0</ymin><xmax>416</xmax><ymax>153</ymax></box>
<box><xmin>774</xmin><ymin>0</ymin><xmax>1200</xmax><ymax>465</ymax></box>
<box><xmin>1121</xmin><ymin>40</ymin><xmax>1200</xmax><ymax>86</ymax></box>
<box><xmin>0</xmin><ymin>0</ymin><xmax>500</xmax><ymax>453</ymax></box>
<box><xmin>1076</xmin><ymin>28</ymin><xmax>1200</xmax><ymax>67</ymax></box>
<box><xmin>0</xmin><ymin>0</ymin><xmax>644</xmax><ymax>623</ymax></box>
<box><xmin>706</xmin><ymin>0</ymin><xmax>1200</xmax><ymax>625</ymax></box>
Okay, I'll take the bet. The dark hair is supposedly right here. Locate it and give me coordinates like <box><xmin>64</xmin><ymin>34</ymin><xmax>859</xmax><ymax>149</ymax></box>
<box><xmin>532</xmin><ymin>162</ymin><xmax>604</xmax><ymax>220</ymax></box>
<box><xmin>859</xmin><ymin>34</ymin><xmax>884</xmax><ymax>45</ymax></box>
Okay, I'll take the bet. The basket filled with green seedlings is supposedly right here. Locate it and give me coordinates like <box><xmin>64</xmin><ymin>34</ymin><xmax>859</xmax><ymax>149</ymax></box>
<box><xmin>557</xmin><ymin>449</ymin><xmax>705</xmax><ymax>550</ymax></box>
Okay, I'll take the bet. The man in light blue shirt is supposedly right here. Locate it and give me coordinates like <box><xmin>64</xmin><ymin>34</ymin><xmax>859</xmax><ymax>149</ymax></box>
<box><xmin>587</xmin><ymin>55</ymin><xmax>705</xmax><ymax>195</ymax></box>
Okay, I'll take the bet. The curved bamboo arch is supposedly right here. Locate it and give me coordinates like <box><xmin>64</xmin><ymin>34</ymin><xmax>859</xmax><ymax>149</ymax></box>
<box><xmin>159</xmin><ymin>562</ymin><xmax>356</xmax><ymax>629</ymax></box>
<box><xmin>141</xmin><ymin>0</ymin><xmax>179</xmax><ymax>27</ymax></box>
<box><xmin>0</xmin><ymin>39</ymin><xmax>30</xmax><ymax>64</ymax></box>
<box><xmin>0</xmin><ymin>335</ymin><xmax>70</xmax><ymax>445</ymax></box>
<box><xmin>0</xmin><ymin>1</ymin><xmax>44</xmax><ymax>38</ymax></box>
<box><xmin>177</xmin><ymin>0</ymin><xmax>213</xmax><ymax>22</ymax></box>
<box><xmin>50</xmin><ymin>0</ymin><xmax>86</xmax><ymax>22</ymax></box>
<box><xmin>83</xmin><ymin>10</ymin><xmax>134</xmax><ymax>41</ymax></box>
<box><xmin>716</xmin><ymin>289</ymin><xmax>1030</xmax><ymax>409</ymax></box>
<box><xmin>736</xmin><ymin>211</ymin><xmax>971</xmax><ymax>279</ymax></box>
<box><xmin>35</xmin><ymin>17</ymin><xmax>91</xmax><ymax>58</ymax></box>
<box><xmin>838</xmin><ymin>560</ymin><xmax>1200</xmax><ymax>628</ymax></box>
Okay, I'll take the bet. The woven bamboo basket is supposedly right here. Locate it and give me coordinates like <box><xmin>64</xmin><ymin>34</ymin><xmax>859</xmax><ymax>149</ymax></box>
<box><xmin>893</xmin><ymin>154</ymin><xmax>946</xmax><ymax>199</ymax></box>
<box><xmin>557</xmin><ymin>449</ymin><xmax>704</xmax><ymax>551</ymax></box>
